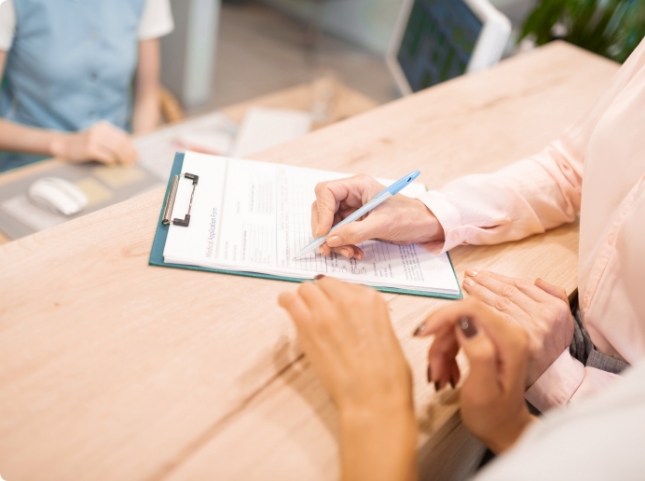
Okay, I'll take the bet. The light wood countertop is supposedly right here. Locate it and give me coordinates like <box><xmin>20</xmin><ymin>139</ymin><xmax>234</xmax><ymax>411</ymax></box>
<box><xmin>0</xmin><ymin>42</ymin><xmax>619</xmax><ymax>481</ymax></box>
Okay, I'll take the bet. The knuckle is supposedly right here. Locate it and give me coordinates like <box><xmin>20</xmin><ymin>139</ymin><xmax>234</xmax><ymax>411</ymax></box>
<box><xmin>524</xmin><ymin>333</ymin><xmax>540</xmax><ymax>355</ymax></box>
<box><xmin>514</xmin><ymin>279</ymin><xmax>532</xmax><ymax>290</ymax></box>
<box><xmin>555</xmin><ymin>301</ymin><xmax>570</xmax><ymax>317</ymax></box>
<box><xmin>501</xmin><ymin>284</ymin><xmax>517</xmax><ymax>297</ymax></box>
<box><xmin>535</xmin><ymin>321</ymin><xmax>549</xmax><ymax>336</ymax></box>
<box><xmin>540</xmin><ymin>306</ymin><xmax>555</xmax><ymax>320</ymax></box>
<box><xmin>516</xmin><ymin>330</ymin><xmax>531</xmax><ymax>351</ymax></box>
<box><xmin>494</xmin><ymin>296</ymin><xmax>511</xmax><ymax>311</ymax></box>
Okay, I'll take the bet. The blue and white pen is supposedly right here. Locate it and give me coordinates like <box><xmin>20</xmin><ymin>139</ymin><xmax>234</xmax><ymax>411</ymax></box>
<box><xmin>293</xmin><ymin>170</ymin><xmax>421</xmax><ymax>260</ymax></box>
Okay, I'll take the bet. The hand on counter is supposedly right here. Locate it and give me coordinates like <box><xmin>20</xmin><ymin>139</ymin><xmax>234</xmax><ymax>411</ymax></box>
<box><xmin>278</xmin><ymin>276</ymin><xmax>418</xmax><ymax>481</ymax></box>
<box><xmin>415</xmin><ymin>298</ymin><xmax>538</xmax><ymax>454</ymax></box>
<box><xmin>461</xmin><ymin>271</ymin><xmax>575</xmax><ymax>387</ymax></box>
<box><xmin>51</xmin><ymin>121</ymin><xmax>138</xmax><ymax>166</ymax></box>
<box><xmin>311</xmin><ymin>174</ymin><xmax>444</xmax><ymax>259</ymax></box>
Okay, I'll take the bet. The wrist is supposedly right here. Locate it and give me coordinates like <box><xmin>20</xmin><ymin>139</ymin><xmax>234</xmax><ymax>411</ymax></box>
<box><xmin>410</xmin><ymin>198</ymin><xmax>444</xmax><ymax>244</ymax></box>
<box><xmin>340</xmin><ymin>401</ymin><xmax>415</xmax><ymax>427</ymax></box>
<box><xmin>339</xmin><ymin>402</ymin><xmax>418</xmax><ymax>481</ymax></box>
<box><xmin>337</xmin><ymin>384</ymin><xmax>415</xmax><ymax>423</ymax></box>
<box><xmin>49</xmin><ymin>132</ymin><xmax>71</xmax><ymax>158</ymax></box>
<box><xmin>486</xmin><ymin>414</ymin><xmax>538</xmax><ymax>454</ymax></box>
<box><xmin>339</xmin><ymin>404</ymin><xmax>418</xmax><ymax>456</ymax></box>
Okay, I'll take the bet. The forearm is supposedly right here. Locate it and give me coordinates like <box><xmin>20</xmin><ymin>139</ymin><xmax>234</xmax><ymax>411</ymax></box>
<box><xmin>132</xmin><ymin>38</ymin><xmax>162</xmax><ymax>136</ymax></box>
<box><xmin>0</xmin><ymin>119</ymin><xmax>67</xmax><ymax>156</ymax></box>
<box><xmin>419</xmin><ymin>154</ymin><xmax>581</xmax><ymax>253</ymax></box>
<box><xmin>131</xmin><ymin>88</ymin><xmax>160</xmax><ymax>135</ymax></box>
<box><xmin>339</xmin><ymin>408</ymin><xmax>418</xmax><ymax>481</ymax></box>
<box><xmin>419</xmin><ymin>39</ymin><xmax>645</xmax><ymax>254</ymax></box>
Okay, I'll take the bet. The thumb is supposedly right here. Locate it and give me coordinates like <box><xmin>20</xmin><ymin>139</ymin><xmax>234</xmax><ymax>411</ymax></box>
<box><xmin>455</xmin><ymin>318</ymin><xmax>500</xmax><ymax>398</ymax></box>
<box><xmin>313</xmin><ymin>185</ymin><xmax>341</xmax><ymax>237</ymax></box>
<box><xmin>535</xmin><ymin>278</ymin><xmax>569</xmax><ymax>304</ymax></box>
<box><xmin>326</xmin><ymin>215</ymin><xmax>380</xmax><ymax>247</ymax></box>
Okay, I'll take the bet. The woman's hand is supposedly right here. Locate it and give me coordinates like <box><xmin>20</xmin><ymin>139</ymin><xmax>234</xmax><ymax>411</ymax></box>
<box><xmin>462</xmin><ymin>271</ymin><xmax>574</xmax><ymax>386</ymax></box>
<box><xmin>279</xmin><ymin>275</ymin><xmax>413</xmax><ymax>415</ymax></box>
<box><xmin>418</xmin><ymin>271</ymin><xmax>574</xmax><ymax>390</ymax></box>
<box><xmin>311</xmin><ymin>175</ymin><xmax>444</xmax><ymax>259</ymax></box>
<box><xmin>278</xmin><ymin>276</ymin><xmax>418</xmax><ymax>481</ymax></box>
<box><xmin>418</xmin><ymin>299</ymin><xmax>537</xmax><ymax>454</ymax></box>
<box><xmin>50</xmin><ymin>121</ymin><xmax>138</xmax><ymax>166</ymax></box>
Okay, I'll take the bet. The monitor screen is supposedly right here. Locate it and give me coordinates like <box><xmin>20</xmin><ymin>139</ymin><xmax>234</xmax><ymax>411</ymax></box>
<box><xmin>397</xmin><ymin>0</ymin><xmax>483</xmax><ymax>92</ymax></box>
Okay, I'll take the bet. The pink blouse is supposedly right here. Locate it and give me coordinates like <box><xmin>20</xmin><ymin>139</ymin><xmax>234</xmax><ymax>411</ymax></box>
<box><xmin>419</xmin><ymin>39</ymin><xmax>645</xmax><ymax>412</ymax></box>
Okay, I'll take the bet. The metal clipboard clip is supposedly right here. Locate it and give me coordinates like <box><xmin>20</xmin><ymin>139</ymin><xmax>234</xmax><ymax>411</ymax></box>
<box><xmin>162</xmin><ymin>173</ymin><xmax>199</xmax><ymax>227</ymax></box>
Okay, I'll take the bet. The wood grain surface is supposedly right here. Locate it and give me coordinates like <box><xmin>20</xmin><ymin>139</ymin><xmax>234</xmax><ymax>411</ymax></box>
<box><xmin>0</xmin><ymin>43</ymin><xmax>618</xmax><ymax>481</ymax></box>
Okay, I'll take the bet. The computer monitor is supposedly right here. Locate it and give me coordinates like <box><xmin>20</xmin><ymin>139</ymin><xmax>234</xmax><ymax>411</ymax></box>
<box><xmin>387</xmin><ymin>0</ymin><xmax>511</xmax><ymax>95</ymax></box>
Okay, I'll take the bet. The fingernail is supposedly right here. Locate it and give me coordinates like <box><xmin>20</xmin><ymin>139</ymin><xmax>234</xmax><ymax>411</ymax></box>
<box><xmin>465</xmin><ymin>269</ymin><xmax>479</xmax><ymax>277</ymax></box>
<box><xmin>464</xmin><ymin>278</ymin><xmax>475</xmax><ymax>287</ymax></box>
<box><xmin>413</xmin><ymin>322</ymin><xmax>426</xmax><ymax>337</ymax></box>
<box><xmin>449</xmin><ymin>376</ymin><xmax>455</xmax><ymax>389</ymax></box>
<box><xmin>314</xmin><ymin>274</ymin><xmax>325</xmax><ymax>281</ymax></box>
<box><xmin>426</xmin><ymin>365</ymin><xmax>432</xmax><ymax>383</ymax></box>
<box><xmin>459</xmin><ymin>316</ymin><xmax>478</xmax><ymax>338</ymax></box>
<box><xmin>434</xmin><ymin>381</ymin><xmax>441</xmax><ymax>392</ymax></box>
<box><xmin>327</xmin><ymin>235</ymin><xmax>341</xmax><ymax>247</ymax></box>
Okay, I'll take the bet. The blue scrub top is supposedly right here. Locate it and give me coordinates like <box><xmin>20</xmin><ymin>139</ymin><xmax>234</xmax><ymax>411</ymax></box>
<box><xmin>0</xmin><ymin>0</ymin><xmax>148</xmax><ymax>171</ymax></box>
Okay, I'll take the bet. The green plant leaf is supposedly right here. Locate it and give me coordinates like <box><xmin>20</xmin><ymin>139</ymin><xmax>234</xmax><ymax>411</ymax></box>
<box><xmin>519</xmin><ymin>0</ymin><xmax>645</xmax><ymax>63</ymax></box>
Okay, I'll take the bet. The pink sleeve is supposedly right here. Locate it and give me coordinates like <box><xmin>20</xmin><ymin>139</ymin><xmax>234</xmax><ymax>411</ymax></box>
<box><xmin>418</xmin><ymin>42</ymin><xmax>645</xmax><ymax>255</ymax></box>
<box><xmin>525</xmin><ymin>349</ymin><xmax>620</xmax><ymax>412</ymax></box>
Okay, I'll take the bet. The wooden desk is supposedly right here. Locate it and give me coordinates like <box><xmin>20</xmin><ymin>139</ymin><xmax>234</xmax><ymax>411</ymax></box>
<box><xmin>0</xmin><ymin>43</ymin><xmax>618</xmax><ymax>481</ymax></box>
<box><xmin>0</xmin><ymin>79</ymin><xmax>377</xmax><ymax>245</ymax></box>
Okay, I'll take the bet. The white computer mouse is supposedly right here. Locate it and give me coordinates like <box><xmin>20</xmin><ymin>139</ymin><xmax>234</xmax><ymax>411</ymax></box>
<box><xmin>28</xmin><ymin>177</ymin><xmax>89</xmax><ymax>216</ymax></box>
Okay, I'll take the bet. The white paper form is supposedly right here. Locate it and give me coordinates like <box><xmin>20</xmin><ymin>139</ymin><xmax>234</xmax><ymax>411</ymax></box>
<box><xmin>231</xmin><ymin>107</ymin><xmax>312</xmax><ymax>158</ymax></box>
<box><xmin>163</xmin><ymin>152</ymin><xmax>228</xmax><ymax>262</ymax></box>
<box><xmin>163</xmin><ymin>153</ymin><xmax>460</xmax><ymax>295</ymax></box>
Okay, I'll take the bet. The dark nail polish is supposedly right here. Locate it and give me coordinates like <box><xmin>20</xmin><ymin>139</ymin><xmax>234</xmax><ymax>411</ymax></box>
<box><xmin>434</xmin><ymin>381</ymin><xmax>441</xmax><ymax>392</ymax></box>
<box><xmin>413</xmin><ymin>322</ymin><xmax>426</xmax><ymax>337</ymax></box>
<box><xmin>449</xmin><ymin>376</ymin><xmax>455</xmax><ymax>389</ymax></box>
<box><xmin>459</xmin><ymin>316</ymin><xmax>478</xmax><ymax>338</ymax></box>
<box><xmin>426</xmin><ymin>365</ymin><xmax>432</xmax><ymax>383</ymax></box>
<box><xmin>314</xmin><ymin>274</ymin><xmax>325</xmax><ymax>280</ymax></box>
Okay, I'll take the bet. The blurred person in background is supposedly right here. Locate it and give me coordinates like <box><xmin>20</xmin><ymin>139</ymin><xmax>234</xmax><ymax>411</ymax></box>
<box><xmin>0</xmin><ymin>0</ymin><xmax>174</xmax><ymax>172</ymax></box>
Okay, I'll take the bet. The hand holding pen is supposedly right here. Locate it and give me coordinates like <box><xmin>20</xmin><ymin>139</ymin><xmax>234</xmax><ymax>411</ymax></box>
<box><xmin>306</xmin><ymin>173</ymin><xmax>445</xmax><ymax>259</ymax></box>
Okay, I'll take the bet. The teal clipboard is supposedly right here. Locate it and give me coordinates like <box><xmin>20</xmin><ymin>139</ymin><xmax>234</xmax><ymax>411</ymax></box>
<box><xmin>149</xmin><ymin>153</ymin><xmax>463</xmax><ymax>300</ymax></box>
